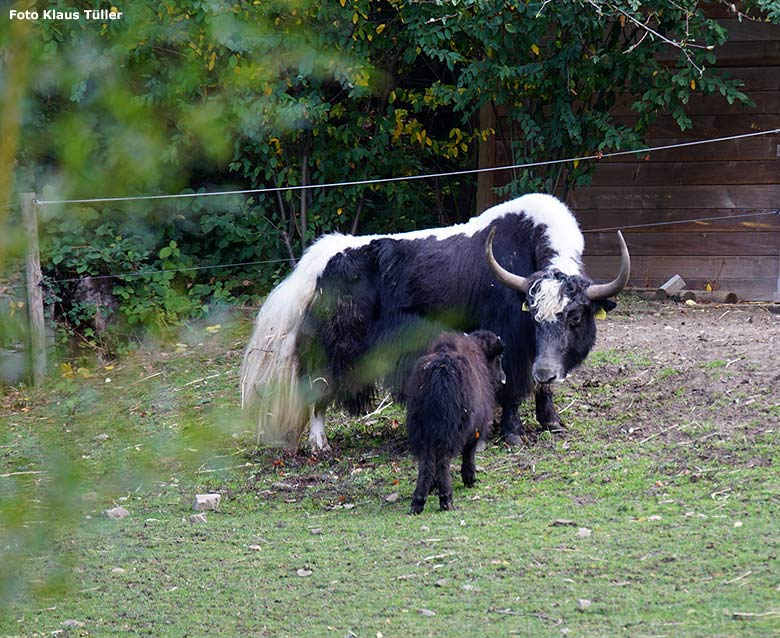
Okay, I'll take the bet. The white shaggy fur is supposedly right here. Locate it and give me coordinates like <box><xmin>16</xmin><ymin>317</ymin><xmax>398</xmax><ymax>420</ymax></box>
<box><xmin>239</xmin><ymin>234</ymin><xmax>372</xmax><ymax>448</ymax></box>
<box><xmin>241</xmin><ymin>193</ymin><xmax>583</xmax><ymax>449</ymax></box>
<box><xmin>529</xmin><ymin>278</ymin><xmax>570</xmax><ymax>323</ymax></box>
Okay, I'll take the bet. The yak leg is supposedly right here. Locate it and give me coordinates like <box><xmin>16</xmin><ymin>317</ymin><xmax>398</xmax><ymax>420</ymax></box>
<box><xmin>461</xmin><ymin>437</ymin><xmax>478</xmax><ymax>488</ymax></box>
<box><xmin>498</xmin><ymin>399</ymin><xmax>526</xmax><ymax>446</ymax></box>
<box><xmin>410</xmin><ymin>455</ymin><xmax>435</xmax><ymax>515</ymax></box>
<box><xmin>307</xmin><ymin>408</ymin><xmax>331</xmax><ymax>453</ymax></box>
<box><xmin>436</xmin><ymin>456</ymin><xmax>454</xmax><ymax>511</ymax></box>
<box><xmin>535</xmin><ymin>385</ymin><xmax>565</xmax><ymax>433</ymax></box>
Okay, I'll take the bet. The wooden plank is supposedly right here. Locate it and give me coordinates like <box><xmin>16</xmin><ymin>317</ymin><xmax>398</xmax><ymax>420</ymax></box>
<box><xmin>657</xmin><ymin>41</ymin><xmax>780</xmax><ymax>66</ymax></box>
<box><xmin>477</xmin><ymin>103</ymin><xmax>498</xmax><ymax>213</ymax></box>
<box><xmin>569</xmin><ymin>184</ymin><xmax>780</xmax><ymax>210</ymax></box>
<box><xmin>718</xmin><ymin>67</ymin><xmax>780</xmax><ymax>90</ymax></box>
<box><xmin>493</xmin><ymin>136</ymin><xmax>780</xmax><ymax>168</ymax></box>
<box><xmin>592</xmin><ymin>136</ymin><xmax>780</xmax><ymax>162</ymax></box>
<box><xmin>576</xmin><ymin>208</ymin><xmax>780</xmax><ymax>233</ymax></box>
<box><xmin>583</xmin><ymin>230</ymin><xmax>780</xmax><ymax>256</ymax></box>
<box><xmin>609</xmin><ymin>90</ymin><xmax>779</xmax><ymax>117</ymax></box>
<box><xmin>718</xmin><ymin>18</ymin><xmax>780</xmax><ymax>41</ymax></box>
<box><xmin>584</xmin><ymin>255</ymin><xmax>780</xmax><ymax>279</ymax></box>
<box><xmin>613</xmin><ymin>114</ymin><xmax>780</xmax><ymax>139</ymax></box>
<box><xmin>584</xmin><ymin>255</ymin><xmax>778</xmax><ymax>300</ymax></box>
<box><xmin>587</xmin><ymin>160</ymin><xmax>780</xmax><ymax>186</ymax></box>
<box><xmin>713</xmin><ymin>41</ymin><xmax>780</xmax><ymax>67</ymax></box>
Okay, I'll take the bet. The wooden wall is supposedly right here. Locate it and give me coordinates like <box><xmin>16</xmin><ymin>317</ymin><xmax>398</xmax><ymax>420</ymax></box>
<box><xmin>491</xmin><ymin>12</ymin><xmax>780</xmax><ymax>301</ymax></box>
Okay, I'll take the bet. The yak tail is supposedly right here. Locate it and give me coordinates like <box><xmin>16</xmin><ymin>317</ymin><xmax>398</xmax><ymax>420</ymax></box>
<box><xmin>407</xmin><ymin>356</ymin><xmax>468</xmax><ymax>458</ymax></box>
<box><xmin>240</xmin><ymin>234</ymin><xmax>360</xmax><ymax>448</ymax></box>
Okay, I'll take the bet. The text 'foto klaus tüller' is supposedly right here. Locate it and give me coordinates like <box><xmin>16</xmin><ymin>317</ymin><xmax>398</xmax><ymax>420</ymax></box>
<box><xmin>9</xmin><ymin>8</ymin><xmax>124</xmax><ymax>21</ymax></box>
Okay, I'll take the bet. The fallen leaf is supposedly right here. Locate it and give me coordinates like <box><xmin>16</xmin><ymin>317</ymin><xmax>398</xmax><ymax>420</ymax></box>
<box><xmin>419</xmin><ymin>609</ymin><xmax>436</xmax><ymax>617</ymax></box>
<box><xmin>385</xmin><ymin>493</ymin><xmax>399</xmax><ymax>503</ymax></box>
<box><xmin>551</xmin><ymin>519</ymin><xmax>577</xmax><ymax>527</ymax></box>
<box><xmin>296</xmin><ymin>568</ymin><xmax>313</xmax><ymax>577</ymax></box>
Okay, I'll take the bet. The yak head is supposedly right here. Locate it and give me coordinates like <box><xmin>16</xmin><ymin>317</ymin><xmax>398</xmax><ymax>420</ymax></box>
<box><xmin>485</xmin><ymin>227</ymin><xmax>630</xmax><ymax>385</ymax></box>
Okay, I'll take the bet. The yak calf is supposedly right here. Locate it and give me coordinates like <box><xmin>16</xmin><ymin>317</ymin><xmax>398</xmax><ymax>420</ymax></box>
<box><xmin>406</xmin><ymin>330</ymin><xmax>505</xmax><ymax>514</ymax></box>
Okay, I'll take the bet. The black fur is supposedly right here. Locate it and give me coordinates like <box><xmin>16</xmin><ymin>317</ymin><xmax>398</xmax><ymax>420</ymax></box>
<box><xmin>296</xmin><ymin>212</ymin><xmax>614</xmax><ymax>441</ymax></box>
<box><xmin>406</xmin><ymin>330</ymin><xmax>505</xmax><ymax>513</ymax></box>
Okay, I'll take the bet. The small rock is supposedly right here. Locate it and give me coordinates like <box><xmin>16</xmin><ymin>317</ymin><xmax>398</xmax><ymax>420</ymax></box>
<box><xmin>111</xmin><ymin>567</ymin><xmax>126</xmax><ymax>574</ymax></box>
<box><xmin>247</xmin><ymin>545</ymin><xmax>263</xmax><ymax>551</ymax></box>
<box><xmin>434</xmin><ymin>579</ymin><xmax>449</xmax><ymax>588</ymax></box>
<box><xmin>648</xmin><ymin>515</ymin><xmax>662</xmax><ymax>521</ymax></box>
<box><xmin>310</xmin><ymin>527</ymin><xmax>323</xmax><ymax>535</ymax></box>
<box><xmin>576</xmin><ymin>527</ymin><xmax>592</xmax><ymax>538</ymax></box>
<box><xmin>193</xmin><ymin>493</ymin><xmax>221</xmax><ymax>511</ymax></box>
<box><xmin>297</xmin><ymin>568</ymin><xmax>313</xmax><ymax>577</ymax></box>
<box><xmin>551</xmin><ymin>519</ymin><xmax>577</xmax><ymax>527</ymax></box>
<box><xmin>419</xmin><ymin>609</ymin><xmax>436</xmax><ymax>617</ymax></box>
<box><xmin>61</xmin><ymin>620</ymin><xmax>85</xmax><ymax>628</ymax></box>
<box><xmin>94</xmin><ymin>433</ymin><xmax>110</xmax><ymax>441</ymax></box>
<box><xmin>385</xmin><ymin>492</ymin><xmax>399</xmax><ymax>503</ymax></box>
<box><xmin>577</xmin><ymin>599</ymin><xmax>592</xmax><ymax>611</ymax></box>
<box><xmin>104</xmin><ymin>507</ymin><xmax>129</xmax><ymax>520</ymax></box>
<box><xmin>189</xmin><ymin>513</ymin><xmax>207</xmax><ymax>524</ymax></box>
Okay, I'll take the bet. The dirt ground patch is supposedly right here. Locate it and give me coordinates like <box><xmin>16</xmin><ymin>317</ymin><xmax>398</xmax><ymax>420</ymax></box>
<box><xmin>571</xmin><ymin>298</ymin><xmax>780</xmax><ymax>448</ymax></box>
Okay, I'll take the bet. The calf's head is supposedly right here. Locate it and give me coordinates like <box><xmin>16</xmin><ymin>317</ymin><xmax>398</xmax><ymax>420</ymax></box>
<box><xmin>485</xmin><ymin>228</ymin><xmax>630</xmax><ymax>384</ymax></box>
<box><xmin>468</xmin><ymin>329</ymin><xmax>507</xmax><ymax>387</ymax></box>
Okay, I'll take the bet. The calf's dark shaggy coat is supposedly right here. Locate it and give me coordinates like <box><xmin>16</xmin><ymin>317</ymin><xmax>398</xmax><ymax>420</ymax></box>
<box><xmin>406</xmin><ymin>330</ymin><xmax>505</xmax><ymax>514</ymax></box>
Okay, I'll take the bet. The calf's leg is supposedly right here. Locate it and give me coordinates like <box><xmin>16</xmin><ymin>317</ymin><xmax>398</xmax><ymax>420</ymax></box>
<box><xmin>460</xmin><ymin>437</ymin><xmax>478</xmax><ymax>488</ymax></box>
<box><xmin>410</xmin><ymin>454</ymin><xmax>435</xmax><ymax>515</ymax></box>
<box><xmin>436</xmin><ymin>456</ymin><xmax>454</xmax><ymax>511</ymax></box>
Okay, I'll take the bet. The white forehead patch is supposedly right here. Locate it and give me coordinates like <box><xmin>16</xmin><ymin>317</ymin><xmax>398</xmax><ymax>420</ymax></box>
<box><xmin>529</xmin><ymin>278</ymin><xmax>569</xmax><ymax>323</ymax></box>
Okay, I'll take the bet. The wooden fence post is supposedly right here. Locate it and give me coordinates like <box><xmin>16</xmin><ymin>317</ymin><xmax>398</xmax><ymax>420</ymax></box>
<box><xmin>22</xmin><ymin>192</ymin><xmax>47</xmax><ymax>385</ymax></box>
<box><xmin>476</xmin><ymin>102</ymin><xmax>497</xmax><ymax>214</ymax></box>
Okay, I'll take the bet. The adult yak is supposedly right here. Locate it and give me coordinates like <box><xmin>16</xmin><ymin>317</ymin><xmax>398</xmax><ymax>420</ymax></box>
<box><xmin>240</xmin><ymin>193</ymin><xmax>630</xmax><ymax>451</ymax></box>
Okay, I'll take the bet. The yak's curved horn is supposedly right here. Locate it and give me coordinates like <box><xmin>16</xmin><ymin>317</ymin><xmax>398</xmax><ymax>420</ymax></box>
<box><xmin>586</xmin><ymin>230</ymin><xmax>631</xmax><ymax>301</ymax></box>
<box><xmin>485</xmin><ymin>227</ymin><xmax>531</xmax><ymax>294</ymax></box>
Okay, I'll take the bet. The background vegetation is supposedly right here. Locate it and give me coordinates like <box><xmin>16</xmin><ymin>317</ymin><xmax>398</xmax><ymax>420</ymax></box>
<box><xmin>2</xmin><ymin>0</ymin><xmax>771</xmax><ymax>350</ymax></box>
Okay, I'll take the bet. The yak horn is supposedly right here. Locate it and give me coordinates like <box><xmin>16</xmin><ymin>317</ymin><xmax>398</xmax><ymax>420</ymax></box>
<box><xmin>586</xmin><ymin>230</ymin><xmax>631</xmax><ymax>301</ymax></box>
<box><xmin>485</xmin><ymin>227</ymin><xmax>531</xmax><ymax>294</ymax></box>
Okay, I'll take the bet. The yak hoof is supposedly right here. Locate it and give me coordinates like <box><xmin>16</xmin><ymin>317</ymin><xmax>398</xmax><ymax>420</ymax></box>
<box><xmin>502</xmin><ymin>432</ymin><xmax>525</xmax><ymax>447</ymax></box>
<box><xmin>475</xmin><ymin>438</ymin><xmax>488</xmax><ymax>453</ymax></box>
<box><xmin>541</xmin><ymin>420</ymin><xmax>567</xmax><ymax>435</ymax></box>
<box><xmin>308</xmin><ymin>435</ymin><xmax>332</xmax><ymax>455</ymax></box>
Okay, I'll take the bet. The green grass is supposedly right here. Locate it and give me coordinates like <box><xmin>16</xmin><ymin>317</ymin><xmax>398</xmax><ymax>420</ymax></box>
<box><xmin>2</xmin><ymin>311</ymin><xmax>779</xmax><ymax>637</ymax></box>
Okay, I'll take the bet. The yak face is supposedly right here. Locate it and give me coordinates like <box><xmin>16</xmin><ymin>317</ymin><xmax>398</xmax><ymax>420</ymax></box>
<box><xmin>524</xmin><ymin>272</ymin><xmax>616</xmax><ymax>384</ymax></box>
<box><xmin>484</xmin><ymin>225</ymin><xmax>629</xmax><ymax>385</ymax></box>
